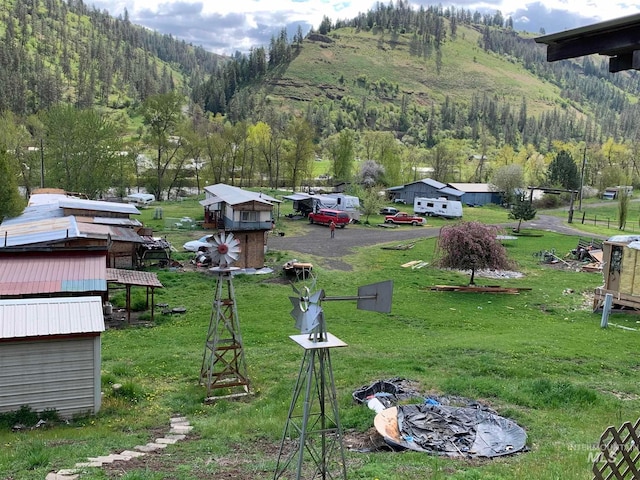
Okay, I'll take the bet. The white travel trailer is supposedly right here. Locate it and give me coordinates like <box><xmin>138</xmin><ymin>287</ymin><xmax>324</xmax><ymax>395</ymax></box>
<box><xmin>414</xmin><ymin>197</ymin><xmax>463</xmax><ymax>219</ymax></box>
<box><xmin>325</xmin><ymin>193</ymin><xmax>361</xmax><ymax>221</ymax></box>
<box><xmin>284</xmin><ymin>192</ymin><xmax>361</xmax><ymax>221</ymax></box>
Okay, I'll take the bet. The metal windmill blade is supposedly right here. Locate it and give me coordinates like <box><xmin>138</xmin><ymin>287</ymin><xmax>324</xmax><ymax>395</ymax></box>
<box><xmin>209</xmin><ymin>231</ymin><xmax>241</xmax><ymax>267</ymax></box>
<box><xmin>289</xmin><ymin>288</ymin><xmax>324</xmax><ymax>333</ymax></box>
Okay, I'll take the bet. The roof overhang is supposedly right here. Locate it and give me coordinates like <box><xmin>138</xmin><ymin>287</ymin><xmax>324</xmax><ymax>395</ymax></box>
<box><xmin>535</xmin><ymin>13</ymin><xmax>640</xmax><ymax>72</ymax></box>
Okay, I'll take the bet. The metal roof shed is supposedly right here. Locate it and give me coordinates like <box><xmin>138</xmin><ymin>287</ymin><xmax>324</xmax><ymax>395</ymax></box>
<box><xmin>106</xmin><ymin>268</ymin><xmax>163</xmax><ymax>322</ymax></box>
<box><xmin>0</xmin><ymin>296</ymin><xmax>105</xmax><ymax>418</ymax></box>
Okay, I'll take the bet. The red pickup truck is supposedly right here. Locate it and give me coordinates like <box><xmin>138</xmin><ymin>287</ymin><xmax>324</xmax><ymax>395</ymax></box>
<box><xmin>384</xmin><ymin>212</ymin><xmax>426</xmax><ymax>226</ymax></box>
<box><xmin>308</xmin><ymin>209</ymin><xmax>350</xmax><ymax>228</ymax></box>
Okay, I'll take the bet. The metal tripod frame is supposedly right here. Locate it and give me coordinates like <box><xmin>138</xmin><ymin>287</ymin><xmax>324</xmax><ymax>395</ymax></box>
<box><xmin>200</xmin><ymin>267</ymin><xmax>251</xmax><ymax>401</ymax></box>
<box><xmin>274</xmin><ymin>333</ymin><xmax>348</xmax><ymax>480</ymax></box>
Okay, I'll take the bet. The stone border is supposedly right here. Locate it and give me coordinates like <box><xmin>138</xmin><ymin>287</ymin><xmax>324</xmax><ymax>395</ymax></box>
<box><xmin>45</xmin><ymin>416</ymin><xmax>192</xmax><ymax>480</ymax></box>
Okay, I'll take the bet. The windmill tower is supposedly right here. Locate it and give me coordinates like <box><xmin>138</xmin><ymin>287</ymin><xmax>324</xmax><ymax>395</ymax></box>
<box><xmin>199</xmin><ymin>231</ymin><xmax>251</xmax><ymax>401</ymax></box>
<box><xmin>274</xmin><ymin>276</ymin><xmax>393</xmax><ymax>480</ymax></box>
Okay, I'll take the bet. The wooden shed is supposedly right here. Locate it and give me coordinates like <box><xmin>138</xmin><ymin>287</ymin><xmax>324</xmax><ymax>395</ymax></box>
<box><xmin>200</xmin><ymin>184</ymin><xmax>280</xmax><ymax>268</ymax></box>
<box><xmin>593</xmin><ymin>236</ymin><xmax>640</xmax><ymax>310</ymax></box>
<box><xmin>0</xmin><ymin>296</ymin><xmax>105</xmax><ymax>418</ymax></box>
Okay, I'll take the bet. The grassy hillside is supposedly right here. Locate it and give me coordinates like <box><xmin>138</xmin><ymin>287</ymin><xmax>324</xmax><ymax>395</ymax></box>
<box><xmin>262</xmin><ymin>24</ymin><xmax>572</xmax><ymax>119</ymax></box>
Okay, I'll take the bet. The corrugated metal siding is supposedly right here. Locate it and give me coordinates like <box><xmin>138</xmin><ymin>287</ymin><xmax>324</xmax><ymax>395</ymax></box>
<box><xmin>0</xmin><ymin>337</ymin><xmax>100</xmax><ymax>417</ymax></box>
<box><xmin>0</xmin><ymin>296</ymin><xmax>105</xmax><ymax>339</ymax></box>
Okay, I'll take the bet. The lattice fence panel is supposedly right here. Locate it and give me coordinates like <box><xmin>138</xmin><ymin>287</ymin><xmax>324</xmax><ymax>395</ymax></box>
<box><xmin>592</xmin><ymin>418</ymin><xmax>640</xmax><ymax>479</ymax></box>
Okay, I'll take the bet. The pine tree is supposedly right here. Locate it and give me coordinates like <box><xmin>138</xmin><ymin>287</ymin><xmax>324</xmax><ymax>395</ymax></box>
<box><xmin>547</xmin><ymin>150</ymin><xmax>580</xmax><ymax>190</ymax></box>
<box><xmin>509</xmin><ymin>194</ymin><xmax>537</xmax><ymax>232</ymax></box>
<box><xmin>0</xmin><ymin>147</ymin><xmax>25</xmax><ymax>222</ymax></box>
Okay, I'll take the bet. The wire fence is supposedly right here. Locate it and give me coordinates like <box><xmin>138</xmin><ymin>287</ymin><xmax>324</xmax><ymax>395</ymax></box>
<box><xmin>578</xmin><ymin>212</ymin><xmax>639</xmax><ymax>233</ymax></box>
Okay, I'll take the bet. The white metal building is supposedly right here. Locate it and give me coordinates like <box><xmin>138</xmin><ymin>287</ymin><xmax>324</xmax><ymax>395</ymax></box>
<box><xmin>0</xmin><ymin>296</ymin><xmax>105</xmax><ymax>418</ymax></box>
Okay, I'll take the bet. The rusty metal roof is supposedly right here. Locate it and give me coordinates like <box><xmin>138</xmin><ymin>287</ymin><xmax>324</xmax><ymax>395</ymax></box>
<box><xmin>0</xmin><ymin>296</ymin><xmax>105</xmax><ymax>339</ymax></box>
<box><xmin>77</xmin><ymin>223</ymin><xmax>145</xmax><ymax>243</ymax></box>
<box><xmin>106</xmin><ymin>268</ymin><xmax>163</xmax><ymax>288</ymax></box>
<box><xmin>0</xmin><ymin>252</ymin><xmax>107</xmax><ymax>296</ymax></box>
<box><xmin>75</xmin><ymin>216</ymin><xmax>143</xmax><ymax>228</ymax></box>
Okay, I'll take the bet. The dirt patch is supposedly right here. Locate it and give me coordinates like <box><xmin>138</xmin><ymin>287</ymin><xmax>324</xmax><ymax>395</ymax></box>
<box><xmin>99</xmin><ymin>433</ymin><xmax>381</xmax><ymax>479</ymax></box>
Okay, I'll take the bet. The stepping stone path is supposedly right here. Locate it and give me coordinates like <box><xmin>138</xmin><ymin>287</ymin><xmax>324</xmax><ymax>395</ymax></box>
<box><xmin>45</xmin><ymin>416</ymin><xmax>193</xmax><ymax>480</ymax></box>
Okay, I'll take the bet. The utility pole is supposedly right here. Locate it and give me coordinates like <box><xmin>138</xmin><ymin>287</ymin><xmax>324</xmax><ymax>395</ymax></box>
<box><xmin>40</xmin><ymin>138</ymin><xmax>44</xmax><ymax>188</ymax></box>
<box><xmin>579</xmin><ymin>144</ymin><xmax>587</xmax><ymax>211</ymax></box>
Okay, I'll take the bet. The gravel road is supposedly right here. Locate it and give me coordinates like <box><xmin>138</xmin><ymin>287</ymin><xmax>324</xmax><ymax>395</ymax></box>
<box><xmin>266</xmin><ymin>214</ymin><xmax>606</xmax><ymax>271</ymax></box>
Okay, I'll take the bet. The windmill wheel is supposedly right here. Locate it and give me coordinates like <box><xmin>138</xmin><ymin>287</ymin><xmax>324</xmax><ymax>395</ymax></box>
<box><xmin>209</xmin><ymin>231</ymin><xmax>241</xmax><ymax>267</ymax></box>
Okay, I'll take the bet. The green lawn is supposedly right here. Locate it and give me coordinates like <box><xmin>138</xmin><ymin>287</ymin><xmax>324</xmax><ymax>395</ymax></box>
<box><xmin>1</xmin><ymin>199</ymin><xmax>639</xmax><ymax>480</ymax></box>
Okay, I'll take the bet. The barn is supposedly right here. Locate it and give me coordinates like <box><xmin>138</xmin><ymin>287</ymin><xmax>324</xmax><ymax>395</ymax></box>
<box><xmin>448</xmin><ymin>183</ymin><xmax>504</xmax><ymax>206</ymax></box>
<box><xmin>0</xmin><ymin>296</ymin><xmax>105</xmax><ymax>418</ymax></box>
<box><xmin>386</xmin><ymin>179</ymin><xmax>464</xmax><ymax>205</ymax></box>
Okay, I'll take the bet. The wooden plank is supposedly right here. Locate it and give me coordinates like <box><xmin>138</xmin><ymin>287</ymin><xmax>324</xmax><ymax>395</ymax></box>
<box><xmin>429</xmin><ymin>285</ymin><xmax>531</xmax><ymax>294</ymax></box>
<box><xmin>401</xmin><ymin>260</ymin><xmax>421</xmax><ymax>268</ymax></box>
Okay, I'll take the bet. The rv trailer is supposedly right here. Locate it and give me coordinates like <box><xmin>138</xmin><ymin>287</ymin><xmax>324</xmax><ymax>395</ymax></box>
<box><xmin>414</xmin><ymin>197</ymin><xmax>463</xmax><ymax>219</ymax></box>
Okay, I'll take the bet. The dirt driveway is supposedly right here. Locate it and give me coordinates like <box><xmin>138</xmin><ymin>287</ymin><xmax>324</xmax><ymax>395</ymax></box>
<box><xmin>266</xmin><ymin>215</ymin><xmax>606</xmax><ymax>271</ymax></box>
<box><xmin>267</xmin><ymin>221</ymin><xmax>441</xmax><ymax>270</ymax></box>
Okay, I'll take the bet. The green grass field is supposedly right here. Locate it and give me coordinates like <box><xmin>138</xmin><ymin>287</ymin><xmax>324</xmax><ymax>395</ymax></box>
<box><xmin>1</xmin><ymin>197</ymin><xmax>639</xmax><ymax>479</ymax></box>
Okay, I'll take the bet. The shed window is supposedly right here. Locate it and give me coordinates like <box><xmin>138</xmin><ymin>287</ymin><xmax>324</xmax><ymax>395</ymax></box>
<box><xmin>240</xmin><ymin>211</ymin><xmax>258</xmax><ymax>222</ymax></box>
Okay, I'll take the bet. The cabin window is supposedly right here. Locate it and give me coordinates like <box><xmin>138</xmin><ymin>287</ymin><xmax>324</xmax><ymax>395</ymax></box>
<box><xmin>443</xmin><ymin>204</ymin><xmax>447</xmax><ymax>209</ymax></box>
<box><xmin>240</xmin><ymin>211</ymin><xmax>258</xmax><ymax>222</ymax></box>
<box><xmin>427</xmin><ymin>203</ymin><xmax>434</xmax><ymax>208</ymax></box>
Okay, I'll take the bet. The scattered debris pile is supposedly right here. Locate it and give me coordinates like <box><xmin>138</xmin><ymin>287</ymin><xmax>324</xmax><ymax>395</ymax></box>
<box><xmin>352</xmin><ymin>378</ymin><xmax>528</xmax><ymax>458</ymax></box>
<box><xmin>283</xmin><ymin>259</ymin><xmax>313</xmax><ymax>280</ymax></box>
<box><xmin>535</xmin><ymin>237</ymin><xmax>603</xmax><ymax>272</ymax></box>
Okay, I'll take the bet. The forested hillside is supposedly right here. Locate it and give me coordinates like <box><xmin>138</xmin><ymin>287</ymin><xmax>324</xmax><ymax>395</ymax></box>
<box><xmin>1</xmin><ymin>0</ymin><xmax>640</xmax><ymax>213</ymax></box>
<box><xmin>0</xmin><ymin>0</ymin><xmax>221</xmax><ymax>113</ymax></box>
<box><xmin>201</xmin><ymin>3</ymin><xmax>640</xmax><ymax>149</ymax></box>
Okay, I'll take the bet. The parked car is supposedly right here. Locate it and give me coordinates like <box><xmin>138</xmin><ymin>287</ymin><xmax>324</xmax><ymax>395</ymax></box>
<box><xmin>379</xmin><ymin>206</ymin><xmax>399</xmax><ymax>215</ymax></box>
<box><xmin>384</xmin><ymin>212</ymin><xmax>426</xmax><ymax>226</ymax></box>
<box><xmin>308</xmin><ymin>209</ymin><xmax>350</xmax><ymax>228</ymax></box>
<box><xmin>183</xmin><ymin>235</ymin><xmax>212</xmax><ymax>252</ymax></box>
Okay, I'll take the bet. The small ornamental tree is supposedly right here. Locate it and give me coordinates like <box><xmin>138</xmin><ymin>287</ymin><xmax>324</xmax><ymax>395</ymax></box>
<box><xmin>435</xmin><ymin>221</ymin><xmax>513</xmax><ymax>285</ymax></box>
<box><xmin>618</xmin><ymin>187</ymin><xmax>630</xmax><ymax>230</ymax></box>
<box><xmin>509</xmin><ymin>194</ymin><xmax>537</xmax><ymax>233</ymax></box>
<box><xmin>358</xmin><ymin>185</ymin><xmax>384</xmax><ymax>224</ymax></box>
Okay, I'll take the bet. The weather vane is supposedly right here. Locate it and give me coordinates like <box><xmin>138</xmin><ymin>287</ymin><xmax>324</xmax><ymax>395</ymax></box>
<box><xmin>275</xmin><ymin>273</ymin><xmax>393</xmax><ymax>479</ymax></box>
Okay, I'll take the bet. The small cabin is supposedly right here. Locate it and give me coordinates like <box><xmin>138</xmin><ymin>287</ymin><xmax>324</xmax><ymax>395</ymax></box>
<box><xmin>594</xmin><ymin>235</ymin><xmax>640</xmax><ymax>310</ymax></box>
<box><xmin>200</xmin><ymin>184</ymin><xmax>280</xmax><ymax>269</ymax></box>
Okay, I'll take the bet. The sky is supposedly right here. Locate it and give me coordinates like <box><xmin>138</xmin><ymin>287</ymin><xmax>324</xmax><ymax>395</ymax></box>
<box><xmin>90</xmin><ymin>0</ymin><xmax>640</xmax><ymax>55</ymax></box>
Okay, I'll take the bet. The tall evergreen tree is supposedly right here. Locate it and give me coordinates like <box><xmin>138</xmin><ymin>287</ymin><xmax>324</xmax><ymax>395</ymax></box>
<box><xmin>0</xmin><ymin>146</ymin><xmax>25</xmax><ymax>222</ymax></box>
<box><xmin>547</xmin><ymin>150</ymin><xmax>580</xmax><ymax>190</ymax></box>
